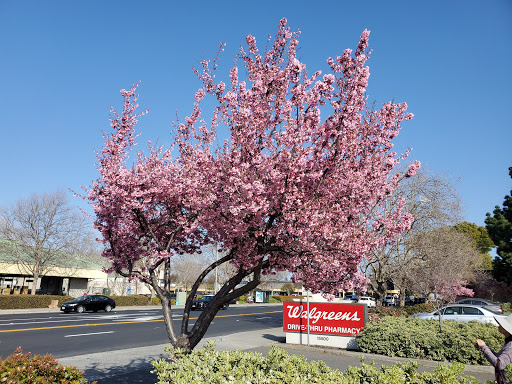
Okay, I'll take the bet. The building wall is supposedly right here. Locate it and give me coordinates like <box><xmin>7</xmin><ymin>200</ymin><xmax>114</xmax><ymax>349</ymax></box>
<box><xmin>68</xmin><ymin>278</ymin><xmax>88</xmax><ymax>297</ymax></box>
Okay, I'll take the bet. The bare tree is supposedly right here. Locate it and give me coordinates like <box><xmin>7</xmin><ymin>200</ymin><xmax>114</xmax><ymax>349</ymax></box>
<box><xmin>172</xmin><ymin>256</ymin><xmax>205</xmax><ymax>292</ymax></box>
<box><xmin>409</xmin><ymin>227</ymin><xmax>480</xmax><ymax>330</ymax></box>
<box><xmin>200</xmin><ymin>244</ymin><xmax>237</xmax><ymax>291</ymax></box>
<box><xmin>0</xmin><ymin>191</ymin><xmax>95</xmax><ymax>294</ymax></box>
<box><xmin>410</xmin><ymin>228</ymin><xmax>480</xmax><ymax>298</ymax></box>
<box><xmin>362</xmin><ymin>167</ymin><xmax>463</xmax><ymax>305</ymax></box>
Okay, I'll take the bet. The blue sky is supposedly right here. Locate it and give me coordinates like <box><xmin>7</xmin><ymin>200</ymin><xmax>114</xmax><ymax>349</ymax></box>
<box><xmin>1</xmin><ymin>1</ymin><xmax>511</xmax><ymax>228</ymax></box>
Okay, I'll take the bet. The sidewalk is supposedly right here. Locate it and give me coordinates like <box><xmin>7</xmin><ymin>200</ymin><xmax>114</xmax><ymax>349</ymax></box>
<box><xmin>57</xmin><ymin>327</ymin><xmax>495</xmax><ymax>384</ymax></box>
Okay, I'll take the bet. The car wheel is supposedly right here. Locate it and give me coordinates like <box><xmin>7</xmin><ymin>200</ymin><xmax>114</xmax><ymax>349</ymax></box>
<box><xmin>76</xmin><ymin>305</ymin><xmax>85</xmax><ymax>313</ymax></box>
<box><xmin>104</xmin><ymin>304</ymin><xmax>112</xmax><ymax>313</ymax></box>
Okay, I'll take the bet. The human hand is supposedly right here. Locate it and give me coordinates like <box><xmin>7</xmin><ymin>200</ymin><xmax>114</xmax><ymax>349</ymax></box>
<box><xmin>475</xmin><ymin>339</ymin><xmax>486</xmax><ymax>348</ymax></box>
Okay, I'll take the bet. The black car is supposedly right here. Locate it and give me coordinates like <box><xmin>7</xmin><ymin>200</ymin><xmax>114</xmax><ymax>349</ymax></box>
<box><xmin>60</xmin><ymin>295</ymin><xmax>116</xmax><ymax>313</ymax></box>
<box><xmin>191</xmin><ymin>295</ymin><xmax>228</xmax><ymax>310</ymax></box>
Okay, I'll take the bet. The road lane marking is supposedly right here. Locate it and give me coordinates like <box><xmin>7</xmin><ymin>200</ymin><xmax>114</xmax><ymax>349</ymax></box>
<box><xmin>65</xmin><ymin>331</ymin><xmax>115</xmax><ymax>338</ymax></box>
<box><xmin>0</xmin><ymin>318</ymin><xmax>107</xmax><ymax>327</ymax></box>
<box><xmin>112</xmin><ymin>316</ymin><xmax>163</xmax><ymax>322</ymax></box>
<box><xmin>0</xmin><ymin>310</ymin><xmax>282</xmax><ymax>334</ymax></box>
<box><xmin>255</xmin><ymin>317</ymin><xmax>272</xmax><ymax>320</ymax></box>
<box><xmin>0</xmin><ymin>313</ymin><xmax>144</xmax><ymax>327</ymax></box>
<box><xmin>0</xmin><ymin>316</ymin><xmax>62</xmax><ymax>323</ymax></box>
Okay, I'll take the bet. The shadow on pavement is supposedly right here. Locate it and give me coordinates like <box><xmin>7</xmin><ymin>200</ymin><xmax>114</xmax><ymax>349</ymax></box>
<box><xmin>262</xmin><ymin>333</ymin><xmax>286</xmax><ymax>343</ymax></box>
<box><xmin>79</xmin><ymin>355</ymin><xmax>162</xmax><ymax>384</ymax></box>
<box><xmin>94</xmin><ymin>367</ymin><xmax>157</xmax><ymax>384</ymax></box>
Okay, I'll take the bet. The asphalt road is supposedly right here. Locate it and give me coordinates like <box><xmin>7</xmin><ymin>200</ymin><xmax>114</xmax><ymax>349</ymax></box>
<box><xmin>0</xmin><ymin>304</ymin><xmax>283</xmax><ymax>358</ymax></box>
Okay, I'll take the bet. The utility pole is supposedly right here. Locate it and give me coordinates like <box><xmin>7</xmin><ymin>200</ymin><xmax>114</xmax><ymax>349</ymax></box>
<box><xmin>214</xmin><ymin>244</ymin><xmax>219</xmax><ymax>294</ymax></box>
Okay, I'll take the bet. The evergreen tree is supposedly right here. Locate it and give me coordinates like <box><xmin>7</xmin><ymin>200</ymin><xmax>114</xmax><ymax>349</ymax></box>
<box><xmin>453</xmin><ymin>222</ymin><xmax>494</xmax><ymax>269</ymax></box>
<box><xmin>485</xmin><ymin>167</ymin><xmax>512</xmax><ymax>285</ymax></box>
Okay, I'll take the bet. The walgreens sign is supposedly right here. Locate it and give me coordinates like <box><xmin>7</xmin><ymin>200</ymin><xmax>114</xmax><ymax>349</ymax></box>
<box><xmin>283</xmin><ymin>302</ymin><xmax>367</xmax><ymax>336</ymax></box>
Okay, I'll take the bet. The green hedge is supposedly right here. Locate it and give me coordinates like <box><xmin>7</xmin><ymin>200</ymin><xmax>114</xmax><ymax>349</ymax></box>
<box><xmin>108</xmin><ymin>295</ymin><xmax>152</xmax><ymax>306</ymax></box>
<box><xmin>356</xmin><ymin>316</ymin><xmax>504</xmax><ymax>365</ymax></box>
<box><xmin>237</xmin><ymin>295</ymin><xmax>248</xmax><ymax>303</ymax></box>
<box><xmin>149</xmin><ymin>297</ymin><xmax>177</xmax><ymax>306</ymax></box>
<box><xmin>368</xmin><ymin>303</ymin><xmax>435</xmax><ymax>317</ymax></box>
<box><xmin>269</xmin><ymin>295</ymin><xmax>305</xmax><ymax>303</ymax></box>
<box><xmin>0</xmin><ymin>294</ymin><xmax>169</xmax><ymax>309</ymax></box>
<box><xmin>151</xmin><ymin>341</ymin><xmax>480</xmax><ymax>383</ymax></box>
<box><xmin>0</xmin><ymin>295</ymin><xmax>74</xmax><ymax>309</ymax></box>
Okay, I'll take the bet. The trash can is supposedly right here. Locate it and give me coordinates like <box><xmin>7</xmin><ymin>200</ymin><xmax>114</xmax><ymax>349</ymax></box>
<box><xmin>102</xmin><ymin>288</ymin><xmax>111</xmax><ymax>296</ymax></box>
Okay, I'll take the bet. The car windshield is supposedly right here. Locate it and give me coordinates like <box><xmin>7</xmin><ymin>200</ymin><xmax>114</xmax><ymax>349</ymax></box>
<box><xmin>199</xmin><ymin>296</ymin><xmax>213</xmax><ymax>302</ymax></box>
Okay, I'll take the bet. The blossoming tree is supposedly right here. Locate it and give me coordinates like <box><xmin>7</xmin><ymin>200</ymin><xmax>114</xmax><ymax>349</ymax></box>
<box><xmin>88</xmin><ymin>19</ymin><xmax>420</xmax><ymax>351</ymax></box>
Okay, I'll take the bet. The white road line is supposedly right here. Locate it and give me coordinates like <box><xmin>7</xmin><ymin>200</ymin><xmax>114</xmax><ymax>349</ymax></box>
<box><xmin>0</xmin><ymin>314</ymin><xmax>164</xmax><ymax>327</ymax></box>
<box><xmin>255</xmin><ymin>317</ymin><xmax>272</xmax><ymax>320</ymax></box>
<box><xmin>0</xmin><ymin>319</ymin><xmax>102</xmax><ymax>327</ymax></box>
<box><xmin>112</xmin><ymin>316</ymin><xmax>163</xmax><ymax>322</ymax></box>
<box><xmin>0</xmin><ymin>316</ymin><xmax>63</xmax><ymax>323</ymax></box>
<box><xmin>64</xmin><ymin>331</ymin><xmax>115</xmax><ymax>338</ymax></box>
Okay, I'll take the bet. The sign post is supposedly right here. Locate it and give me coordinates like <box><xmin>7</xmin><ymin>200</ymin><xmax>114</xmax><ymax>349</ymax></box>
<box><xmin>306</xmin><ymin>291</ymin><xmax>310</xmax><ymax>346</ymax></box>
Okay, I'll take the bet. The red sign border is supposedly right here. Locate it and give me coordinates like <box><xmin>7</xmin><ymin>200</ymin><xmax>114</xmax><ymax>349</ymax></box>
<box><xmin>282</xmin><ymin>301</ymin><xmax>368</xmax><ymax>336</ymax></box>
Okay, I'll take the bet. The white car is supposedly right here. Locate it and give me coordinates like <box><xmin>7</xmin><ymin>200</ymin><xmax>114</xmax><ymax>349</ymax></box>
<box><xmin>411</xmin><ymin>304</ymin><xmax>506</xmax><ymax>325</ymax></box>
<box><xmin>382</xmin><ymin>295</ymin><xmax>397</xmax><ymax>307</ymax></box>
<box><xmin>357</xmin><ymin>296</ymin><xmax>376</xmax><ymax>308</ymax></box>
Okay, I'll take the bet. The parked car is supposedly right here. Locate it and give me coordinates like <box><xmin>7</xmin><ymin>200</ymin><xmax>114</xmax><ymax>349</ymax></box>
<box><xmin>455</xmin><ymin>298</ymin><xmax>503</xmax><ymax>313</ymax></box>
<box><xmin>382</xmin><ymin>295</ymin><xmax>397</xmax><ymax>307</ymax></box>
<box><xmin>344</xmin><ymin>294</ymin><xmax>358</xmax><ymax>301</ymax></box>
<box><xmin>411</xmin><ymin>304</ymin><xmax>506</xmax><ymax>325</ymax></box>
<box><xmin>60</xmin><ymin>295</ymin><xmax>116</xmax><ymax>313</ymax></box>
<box><xmin>405</xmin><ymin>296</ymin><xmax>415</xmax><ymax>306</ymax></box>
<box><xmin>191</xmin><ymin>295</ymin><xmax>229</xmax><ymax>310</ymax></box>
<box><xmin>357</xmin><ymin>296</ymin><xmax>376</xmax><ymax>308</ymax></box>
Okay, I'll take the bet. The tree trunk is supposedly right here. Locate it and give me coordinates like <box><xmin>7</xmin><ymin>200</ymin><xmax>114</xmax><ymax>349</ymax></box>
<box><xmin>31</xmin><ymin>269</ymin><xmax>40</xmax><ymax>295</ymax></box>
<box><xmin>150</xmin><ymin>269</ymin><xmax>186</xmax><ymax>350</ymax></box>
<box><xmin>374</xmin><ymin>280</ymin><xmax>387</xmax><ymax>307</ymax></box>
<box><xmin>145</xmin><ymin>254</ymin><xmax>268</xmax><ymax>353</ymax></box>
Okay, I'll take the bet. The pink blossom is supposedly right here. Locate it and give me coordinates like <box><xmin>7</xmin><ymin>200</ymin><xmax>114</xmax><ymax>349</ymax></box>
<box><xmin>86</xmin><ymin>19</ymin><xmax>419</xmax><ymax>350</ymax></box>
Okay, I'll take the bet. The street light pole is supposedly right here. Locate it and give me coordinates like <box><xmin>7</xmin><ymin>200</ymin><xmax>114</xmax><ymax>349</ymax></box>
<box><xmin>214</xmin><ymin>244</ymin><xmax>218</xmax><ymax>294</ymax></box>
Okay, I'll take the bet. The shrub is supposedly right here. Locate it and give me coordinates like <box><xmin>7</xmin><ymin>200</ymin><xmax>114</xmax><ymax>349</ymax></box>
<box><xmin>268</xmin><ymin>295</ymin><xmax>301</xmax><ymax>303</ymax></box>
<box><xmin>344</xmin><ymin>360</ymin><xmax>479</xmax><ymax>384</ymax></box>
<box><xmin>356</xmin><ymin>316</ymin><xmax>504</xmax><ymax>365</ymax></box>
<box><xmin>0</xmin><ymin>347</ymin><xmax>94</xmax><ymax>383</ymax></box>
<box><xmin>369</xmin><ymin>306</ymin><xmax>409</xmax><ymax>319</ymax></box>
<box><xmin>269</xmin><ymin>296</ymin><xmax>282</xmax><ymax>303</ymax></box>
<box><xmin>368</xmin><ymin>303</ymin><xmax>435</xmax><ymax>321</ymax></box>
<box><xmin>108</xmin><ymin>294</ymin><xmax>151</xmax><ymax>306</ymax></box>
<box><xmin>402</xmin><ymin>302</ymin><xmax>436</xmax><ymax>315</ymax></box>
<box><xmin>0</xmin><ymin>295</ymin><xmax>74</xmax><ymax>309</ymax></box>
<box><xmin>151</xmin><ymin>342</ymin><xmax>479</xmax><ymax>383</ymax></box>
<box><xmin>502</xmin><ymin>302</ymin><xmax>511</xmax><ymax>314</ymax></box>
